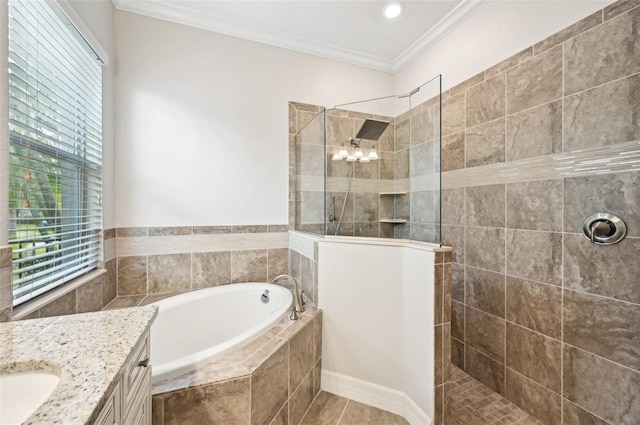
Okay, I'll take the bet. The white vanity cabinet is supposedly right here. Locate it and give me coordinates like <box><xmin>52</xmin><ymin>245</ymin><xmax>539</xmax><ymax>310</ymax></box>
<box><xmin>94</xmin><ymin>333</ymin><xmax>151</xmax><ymax>425</ymax></box>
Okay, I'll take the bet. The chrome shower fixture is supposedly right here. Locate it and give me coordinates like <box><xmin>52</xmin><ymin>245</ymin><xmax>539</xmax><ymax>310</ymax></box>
<box><xmin>332</xmin><ymin>119</ymin><xmax>388</xmax><ymax>162</ymax></box>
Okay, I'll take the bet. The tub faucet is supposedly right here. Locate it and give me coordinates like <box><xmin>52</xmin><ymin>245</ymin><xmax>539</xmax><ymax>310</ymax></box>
<box><xmin>271</xmin><ymin>274</ymin><xmax>304</xmax><ymax>320</ymax></box>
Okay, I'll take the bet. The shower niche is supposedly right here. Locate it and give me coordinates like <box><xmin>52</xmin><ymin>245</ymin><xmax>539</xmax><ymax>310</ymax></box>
<box><xmin>291</xmin><ymin>75</ymin><xmax>442</xmax><ymax>245</ymax></box>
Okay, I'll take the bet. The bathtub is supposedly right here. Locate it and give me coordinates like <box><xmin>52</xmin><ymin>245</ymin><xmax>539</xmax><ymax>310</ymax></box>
<box><xmin>150</xmin><ymin>282</ymin><xmax>293</xmax><ymax>383</ymax></box>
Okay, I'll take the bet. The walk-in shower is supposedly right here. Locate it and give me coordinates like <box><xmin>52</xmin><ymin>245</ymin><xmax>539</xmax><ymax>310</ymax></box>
<box><xmin>293</xmin><ymin>75</ymin><xmax>442</xmax><ymax>244</ymax></box>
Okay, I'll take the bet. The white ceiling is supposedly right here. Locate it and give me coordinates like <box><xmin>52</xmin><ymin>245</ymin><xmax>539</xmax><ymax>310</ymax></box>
<box><xmin>111</xmin><ymin>0</ymin><xmax>490</xmax><ymax>73</ymax></box>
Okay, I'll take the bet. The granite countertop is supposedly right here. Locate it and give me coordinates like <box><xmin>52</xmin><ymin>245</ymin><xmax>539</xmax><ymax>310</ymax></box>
<box><xmin>0</xmin><ymin>306</ymin><xmax>158</xmax><ymax>425</ymax></box>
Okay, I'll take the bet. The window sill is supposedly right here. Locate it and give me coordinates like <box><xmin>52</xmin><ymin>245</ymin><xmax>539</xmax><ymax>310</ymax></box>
<box><xmin>12</xmin><ymin>268</ymin><xmax>107</xmax><ymax>321</ymax></box>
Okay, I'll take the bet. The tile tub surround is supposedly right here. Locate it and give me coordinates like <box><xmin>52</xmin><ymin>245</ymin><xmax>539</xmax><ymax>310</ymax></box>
<box><xmin>151</xmin><ymin>306</ymin><xmax>322</xmax><ymax>425</ymax></box>
<box><xmin>114</xmin><ymin>225</ymin><xmax>290</xmax><ymax>299</ymax></box>
<box><xmin>0</xmin><ymin>246</ymin><xmax>12</xmax><ymax>321</ymax></box>
<box><xmin>443</xmin><ymin>1</ymin><xmax>640</xmax><ymax>424</ymax></box>
<box><xmin>0</xmin><ymin>305</ymin><xmax>157</xmax><ymax>425</ymax></box>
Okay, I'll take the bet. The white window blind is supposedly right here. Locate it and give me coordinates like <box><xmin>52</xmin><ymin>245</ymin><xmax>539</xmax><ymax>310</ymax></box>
<box><xmin>8</xmin><ymin>0</ymin><xmax>103</xmax><ymax>306</ymax></box>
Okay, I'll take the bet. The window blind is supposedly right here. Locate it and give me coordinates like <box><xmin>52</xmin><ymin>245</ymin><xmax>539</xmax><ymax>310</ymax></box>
<box><xmin>8</xmin><ymin>0</ymin><xmax>103</xmax><ymax>306</ymax></box>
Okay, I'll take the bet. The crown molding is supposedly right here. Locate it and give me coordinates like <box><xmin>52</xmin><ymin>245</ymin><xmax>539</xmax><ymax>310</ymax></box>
<box><xmin>112</xmin><ymin>0</ymin><xmax>490</xmax><ymax>74</ymax></box>
<box><xmin>392</xmin><ymin>0</ymin><xmax>491</xmax><ymax>72</ymax></box>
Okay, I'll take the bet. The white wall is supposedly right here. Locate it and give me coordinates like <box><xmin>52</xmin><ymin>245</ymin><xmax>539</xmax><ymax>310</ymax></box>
<box><xmin>395</xmin><ymin>0</ymin><xmax>614</xmax><ymax>94</ymax></box>
<box><xmin>318</xmin><ymin>240</ymin><xmax>435</xmax><ymax>422</ymax></box>
<box><xmin>66</xmin><ymin>0</ymin><xmax>116</xmax><ymax>228</ymax></box>
<box><xmin>114</xmin><ymin>11</ymin><xmax>394</xmax><ymax>227</ymax></box>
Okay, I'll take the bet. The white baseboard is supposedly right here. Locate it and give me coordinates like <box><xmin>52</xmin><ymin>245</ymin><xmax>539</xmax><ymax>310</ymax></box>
<box><xmin>321</xmin><ymin>370</ymin><xmax>432</xmax><ymax>425</ymax></box>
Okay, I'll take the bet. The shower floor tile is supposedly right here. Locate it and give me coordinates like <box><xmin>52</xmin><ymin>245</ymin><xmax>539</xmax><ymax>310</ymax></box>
<box><xmin>302</xmin><ymin>367</ymin><xmax>544</xmax><ymax>425</ymax></box>
<box><xmin>448</xmin><ymin>366</ymin><xmax>545</xmax><ymax>425</ymax></box>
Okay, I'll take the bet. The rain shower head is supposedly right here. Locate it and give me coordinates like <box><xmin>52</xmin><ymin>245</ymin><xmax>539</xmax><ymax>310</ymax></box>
<box><xmin>355</xmin><ymin>119</ymin><xmax>390</xmax><ymax>141</ymax></box>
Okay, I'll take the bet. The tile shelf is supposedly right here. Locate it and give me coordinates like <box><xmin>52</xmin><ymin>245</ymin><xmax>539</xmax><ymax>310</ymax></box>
<box><xmin>379</xmin><ymin>219</ymin><xmax>407</xmax><ymax>224</ymax></box>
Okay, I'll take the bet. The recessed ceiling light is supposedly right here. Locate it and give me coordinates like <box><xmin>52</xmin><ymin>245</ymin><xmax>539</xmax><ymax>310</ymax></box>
<box><xmin>382</xmin><ymin>2</ymin><xmax>404</xmax><ymax>19</ymax></box>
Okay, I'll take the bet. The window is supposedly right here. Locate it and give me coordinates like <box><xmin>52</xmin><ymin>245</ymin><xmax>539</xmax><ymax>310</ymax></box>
<box><xmin>8</xmin><ymin>0</ymin><xmax>103</xmax><ymax>306</ymax></box>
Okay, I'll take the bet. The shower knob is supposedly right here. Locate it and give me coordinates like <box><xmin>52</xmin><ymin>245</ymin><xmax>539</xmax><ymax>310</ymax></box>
<box><xmin>582</xmin><ymin>213</ymin><xmax>626</xmax><ymax>245</ymax></box>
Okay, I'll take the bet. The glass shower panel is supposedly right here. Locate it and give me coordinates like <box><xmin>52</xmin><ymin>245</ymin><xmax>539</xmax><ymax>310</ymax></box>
<box><xmin>294</xmin><ymin>110</ymin><xmax>326</xmax><ymax>235</ymax></box>
<box><xmin>407</xmin><ymin>75</ymin><xmax>442</xmax><ymax>245</ymax></box>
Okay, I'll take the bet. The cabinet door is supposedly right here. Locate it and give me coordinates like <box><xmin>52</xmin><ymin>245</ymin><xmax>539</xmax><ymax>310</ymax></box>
<box><xmin>94</xmin><ymin>382</ymin><xmax>121</xmax><ymax>425</ymax></box>
<box><xmin>124</xmin><ymin>368</ymin><xmax>151</xmax><ymax>425</ymax></box>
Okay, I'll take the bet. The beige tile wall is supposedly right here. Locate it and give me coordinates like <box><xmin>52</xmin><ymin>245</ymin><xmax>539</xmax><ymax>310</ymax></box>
<box><xmin>444</xmin><ymin>1</ymin><xmax>640</xmax><ymax>424</ymax></box>
<box><xmin>0</xmin><ymin>246</ymin><xmax>12</xmax><ymax>321</ymax></box>
<box><xmin>114</xmin><ymin>225</ymin><xmax>290</xmax><ymax>299</ymax></box>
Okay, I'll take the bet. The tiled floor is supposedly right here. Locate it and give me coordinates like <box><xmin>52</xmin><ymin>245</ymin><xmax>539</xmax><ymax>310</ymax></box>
<box><xmin>299</xmin><ymin>367</ymin><xmax>544</xmax><ymax>425</ymax></box>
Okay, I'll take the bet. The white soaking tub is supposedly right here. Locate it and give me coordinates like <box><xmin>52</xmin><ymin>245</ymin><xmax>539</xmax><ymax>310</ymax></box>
<box><xmin>150</xmin><ymin>282</ymin><xmax>293</xmax><ymax>383</ymax></box>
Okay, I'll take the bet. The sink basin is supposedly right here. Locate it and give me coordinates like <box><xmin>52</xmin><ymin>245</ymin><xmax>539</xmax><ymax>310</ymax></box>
<box><xmin>0</xmin><ymin>370</ymin><xmax>60</xmax><ymax>425</ymax></box>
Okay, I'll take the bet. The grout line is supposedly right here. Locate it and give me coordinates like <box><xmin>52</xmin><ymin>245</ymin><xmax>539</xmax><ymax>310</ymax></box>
<box><xmin>336</xmin><ymin>400</ymin><xmax>350</xmax><ymax>425</ymax></box>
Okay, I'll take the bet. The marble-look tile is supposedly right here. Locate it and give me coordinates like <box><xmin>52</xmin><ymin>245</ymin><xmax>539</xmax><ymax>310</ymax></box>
<box><xmin>443</xmin><ymin>227</ymin><xmax>464</xmax><ymax>266</ymax></box>
<box><xmin>466</xmin><ymin>306</ymin><xmax>505</xmax><ymax>363</ymax></box>
<box><xmin>444</xmin><ymin>263</ymin><xmax>452</xmax><ymax>323</ymax></box>
<box><xmin>148</xmin><ymin>254</ymin><xmax>191</xmax><ymax>294</ymax></box>
<box><xmin>442</xmin><ymin>93</ymin><xmax>465</xmax><ymax>137</ymax></box>
<box><xmin>326</xmin><ymin>191</ymin><xmax>354</xmax><ymax>224</ymax></box>
<box><xmin>354</xmin><ymin>222</ymin><xmax>380</xmax><ymax>238</ymax></box>
<box><xmin>451</xmin><ymin>338</ymin><xmax>464</xmax><ymax>369</ymax></box>
<box><xmin>485</xmin><ymin>47</ymin><xmax>533</xmax><ymax>79</ymax></box>
<box><xmin>434</xmin><ymin>384</ymin><xmax>444</xmax><ymax>425</ymax></box>
<box><xmin>339</xmin><ymin>400</ymin><xmax>410</xmax><ymax>425</ymax></box>
<box><xmin>312</xmin><ymin>360</ymin><xmax>321</xmax><ymax>398</ymax></box>
<box><xmin>192</xmin><ymin>251</ymin><xmax>231</xmax><ymax>289</ymax></box>
<box><xmin>535</xmin><ymin>10</ymin><xmax>602</xmax><ymax>55</ymax></box>
<box><xmin>394</xmin><ymin>149</ymin><xmax>409</xmax><ymax>180</ymax></box>
<box><xmin>411</xmin><ymin>107</ymin><xmax>436</xmax><ymax>145</ymax></box>
<box><xmin>564</xmin><ymin>74</ymin><xmax>640</xmax><ymax>151</ymax></box>
<box><xmin>563</xmin><ymin>400</ymin><xmax>611</xmax><ymax>425</ymax></box>
<box><xmin>152</xmin><ymin>396</ymin><xmax>163</xmax><ymax>425</ymax></box>
<box><xmin>465</xmin><ymin>345</ymin><xmax>505</xmax><ymax>395</ymax></box>
<box><xmin>269</xmin><ymin>403</ymin><xmax>287</xmax><ymax>425</ymax></box>
<box><xmin>565</xmin><ymin>7</ymin><xmax>639</xmax><ymax>96</ymax></box>
<box><xmin>604</xmin><ymin>0</ymin><xmax>640</xmax><ymax>20</ymax></box>
<box><xmin>410</xmin><ymin>141</ymin><xmax>435</xmax><ymax>177</ymax></box>
<box><xmin>314</xmin><ymin>311</ymin><xmax>322</xmax><ymax>361</ymax></box>
<box><xmin>163</xmin><ymin>377</ymin><xmax>250</xmax><ymax>425</ymax></box>
<box><xmin>443</xmin><ymin>323</ymin><xmax>451</xmax><ymax>383</ymax></box>
<box><xmin>148</xmin><ymin>226</ymin><xmax>191</xmax><ymax>237</ymax></box>
<box><xmin>251</xmin><ymin>341</ymin><xmax>289</xmax><ymax>425</ymax></box>
<box><xmin>354</xmin><ymin>193</ymin><xmax>379</xmax><ymax>222</ymax></box>
<box><xmin>378</xmin><ymin>122</ymin><xmax>395</xmax><ymax>153</ymax></box>
<box><xmin>379</xmin><ymin>152</ymin><xmax>394</xmax><ymax>179</ymax></box>
<box><xmin>452</xmin><ymin>300</ymin><xmax>464</xmax><ymax>340</ymax></box>
<box><xmin>506</xmin><ymin>230</ymin><xmax>562</xmax><ymax>286</ymax></box>
<box><xmin>0</xmin><ymin>247</ymin><xmax>11</xmax><ymax>268</ymax></box>
<box><xmin>354</xmin><ymin>158</ymin><xmax>380</xmax><ymax>180</ymax></box>
<box><xmin>449</xmin><ymin>72</ymin><xmax>485</xmax><ymax>97</ymax></box>
<box><xmin>298</xmin><ymin>191</ymin><xmax>325</xmax><ymax>225</ymax></box>
<box><xmin>102</xmin><ymin>295</ymin><xmax>144</xmax><ymax>310</ymax></box>
<box><xmin>76</xmin><ymin>275</ymin><xmax>104</xmax><ymax>314</ymax></box>
<box><xmin>466</xmin><ymin>73</ymin><xmax>506</xmax><ymax>128</ymax></box>
<box><xmin>39</xmin><ymin>290</ymin><xmax>76</xmax><ymax>318</ymax></box>
<box><xmin>435</xmin><ymin>325</ymin><xmax>444</xmax><ymax>385</ymax></box>
<box><xmin>507</xmin><ymin>46</ymin><xmax>562</xmax><ymax>114</ymax></box>
<box><xmin>505</xmin><ymin>323</ymin><xmax>561</xmax><ymax>393</ymax></box>
<box><xmin>442</xmin><ymin>188</ymin><xmax>464</xmax><ymax>226</ymax></box>
<box><xmin>435</xmin><ymin>264</ymin><xmax>444</xmax><ymax>325</ymax></box>
<box><xmin>465</xmin><ymin>227</ymin><xmax>505</xmax><ymax>273</ymax></box>
<box><xmin>140</xmin><ymin>291</ymin><xmax>185</xmax><ymax>306</ymax></box>
<box><xmin>117</xmin><ymin>255</ymin><xmax>147</xmax><ymax>296</ymax></box>
<box><xmin>298</xmin><ymin>391</ymin><xmax>348</xmax><ymax>425</ymax></box>
<box><xmin>506</xmin><ymin>100</ymin><xmax>562</xmax><ymax>161</ymax></box>
<box><xmin>465</xmin><ymin>184</ymin><xmax>505</xmax><ymax>227</ymax></box>
<box><xmin>564</xmin><ymin>289</ymin><xmax>640</xmax><ymax>371</ymax></box>
<box><xmin>506</xmin><ymin>179</ymin><xmax>562</xmax><ymax>231</ymax></box>
<box><xmin>290</xmin><ymin>319</ymin><xmax>315</xmax><ymax>392</ymax></box>
<box><xmin>394</xmin><ymin>119</ymin><xmax>410</xmax><ymax>152</ymax></box>
<box><xmin>563</xmin><ymin>345</ymin><xmax>640</xmax><ymax>424</ymax></box>
<box><xmin>289</xmin><ymin>372</ymin><xmax>313</xmax><ymax>425</ymax></box>
<box><xmin>232</xmin><ymin>225</ymin><xmax>269</xmax><ymax>234</ymax></box>
<box><xmin>268</xmin><ymin>248</ymin><xmax>289</xmax><ymax>282</ymax></box>
<box><xmin>297</xmin><ymin>144</ymin><xmax>324</xmax><ymax>177</ymax></box>
<box><xmin>232</xmin><ymin>249</ymin><xmax>268</xmax><ymax>283</ymax></box>
<box><xmin>564</xmin><ymin>233</ymin><xmax>640</xmax><ymax>304</ymax></box>
<box><xmin>299</xmin><ymin>112</ymin><xmax>324</xmax><ymax>146</ymax></box>
<box><xmin>465</xmin><ymin>119</ymin><xmax>505</xmax><ymax>168</ymax></box>
<box><xmin>102</xmin><ymin>259</ymin><xmax>117</xmax><ymax>306</ymax></box>
<box><xmin>450</xmin><ymin>263</ymin><xmax>464</xmax><ymax>302</ymax></box>
<box><xmin>191</xmin><ymin>225</ymin><xmax>232</xmax><ymax>235</ymax></box>
<box><xmin>116</xmin><ymin>227</ymin><xmax>148</xmax><ymax>237</ymax></box>
<box><xmin>442</xmin><ymin>132</ymin><xmax>465</xmax><ymax>172</ymax></box>
<box><xmin>563</xmin><ymin>172</ymin><xmax>640</xmax><ymax>238</ymax></box>
<box><xmin>505</xmin><ymin>369</ymin><xmax>561</xmax><ymax>425</ymax></box>
<box><xmin>465</xmin><ymin>266</ymin><xmax>505</xmax><ymax>318</ymax></box>
<box><xmin>506</xmin><ymin>276</ymin><xmax>562</xmax><ymax>339</ymax></box>
<box><xmin>411</xmin><ymin>190</ymin><xmax>437</xmax><ymax>224</ymax></box>
<box><xmin>394</xmin><ymin>193</ymin><xmax>410</xmax><ymax>221</ymax></box>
